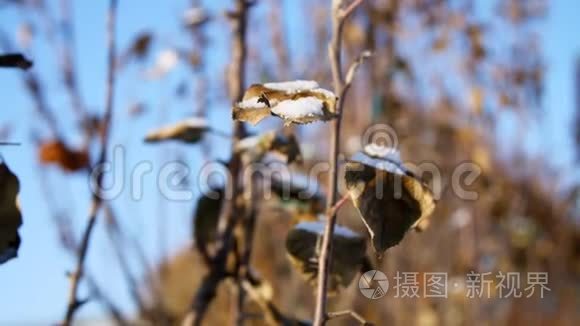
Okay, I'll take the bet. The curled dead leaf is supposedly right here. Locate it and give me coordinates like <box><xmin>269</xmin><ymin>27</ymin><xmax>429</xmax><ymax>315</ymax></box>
<box><xmin>345</xmin><ymin>144</ymin><xmax>436</xmax><ymax>252</ymax></box>
<box><xmin>0</xmin><ymin>161</ymin><xmax>22</xmax><ymax>265</ymax></box>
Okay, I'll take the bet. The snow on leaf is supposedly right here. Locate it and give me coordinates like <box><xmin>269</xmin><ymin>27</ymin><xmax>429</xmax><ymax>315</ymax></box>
<box><xmin>294</xmin><ymin>220</ymin><xmax>361</xmax><ymax>239</ymax></box>
<box><xmin>285</xmin><ymin>220</ymin><xmax>366</xmax><ymax>294</ymax></box>
<box><xmin>262</xmin><ymin>80</ymin><xmax>319</xmax><ymax>93</ymax></box>
<box><xmin>0</xmin><ymin>161</ymin><xmax>22</xmax><ymax>265</ymax></box>
<box><xmin>232</xmin><ymin>97</ymin><xmax>272</xmax><ymax>125</ymax></box>
<box><xmin>145</xmin><ymin>49</ymin><xmax>179</xmax><ymax>79</ymax></box>
<box><xmin>345</xmin><ymin>144</ymin><xmax>436</xmax><ymax>253</ymax></box>
<box><xmin>144</xmin><ymin>117</ymin><xmax>209</xmax><ymax>143</ymax></box>
<box><xmin>350</xmin><ymin>145</ymin><xmax>407</xmax><ymax>176</ymax></box>
<box><xmin>271</xmin><ymin>97</ymin><xmax>329</xmax><ymax>125</ymax></box>
<box><xmin>183</xmin><ymin>7</ymin><xmax>209</xmax><ymax>28</ymax></box>
<box><xmin>363</xmin><ymin>143</ymin><xmax>401</xmax><ymax>161</ymax></box>
<box><xmin>233</xmin><ymin>80</ymin><xmax>337</xmax><ymax>125</ymax></box>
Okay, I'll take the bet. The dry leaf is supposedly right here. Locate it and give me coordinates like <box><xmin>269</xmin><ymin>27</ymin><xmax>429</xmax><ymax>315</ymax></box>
<box><xmin>345</xmin><ymin>144</ymin><xmax>436</xmax><ymax>252</ymax></box>
<box><xmin>0</xmin><ymin>53</ymin><xmax>32</xmax><ymax>70</ymax></box>
<box><xmin>193</xmin><ymin>188</ymin><xmax>223</xmax><ymax>258</ymax></box>
<box><xmin>235</xmin><ymin>130</ymin><xmax>302</xmax><ymax>164</ymax></box>
<box><xmin>270</xmin><ymin>169</ymin><xmax>325</xmax><ymax>214</ymax></box>
<box><xmin>129</xmin><ymin>32</ymin><xmax>153</xmax><ymax>60</ymax></box>
<box><xmin>39</xmin><ymin>140</ymin><xmax>89</xmax><ymax>172</ymax></box>
<box><xmin>0</xmin><ymin>161</ymin><xmax>21</xmax><ymax>265</ymax></box>
<box><xmin>145</xmin><ymin>117</ymin><xmax>209</xmax><ymax>144</ymax></box>
<box><xmin>233</xmin><ymin>80</ymin><xmax>337</xmax><ymax>125</ymax></box>
<box><xmin>285</xmin><ymin>219</ymin><xmax>366</xmax><ymax>294</ymax></box>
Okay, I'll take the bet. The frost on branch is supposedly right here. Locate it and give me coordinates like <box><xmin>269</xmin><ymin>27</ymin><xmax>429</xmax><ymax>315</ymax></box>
<box><xmin>285</xmin><ymin>219</ymin><xmax>366</xmax><ymax>294</ymax></box>
<box><xmin>144</xmin><ymin>117</ymin><xmax>209</xmax><ymax>144</ymax></box>
<box><xmin>233</xmin><ymin>80</ymin><xmax>337</xmax><ymax>125</ymax></box>
<box><xmin>345</xmin><ymin>144</ymin><xmax>436</xmax><ymax>253</ymax></box>
<box><xmin>0</xmin><ymin>161</ymin><xmax>22</xmax><ymax>265</ymax></box>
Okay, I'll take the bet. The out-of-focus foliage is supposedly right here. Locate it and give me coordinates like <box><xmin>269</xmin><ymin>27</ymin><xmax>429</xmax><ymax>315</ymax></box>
<box><xmin>1</xmin><ymin>0</ymin><xmax>577</xmax><ymax>325</ymax></box>
<box><xmin>0</xmin><ymin>161</ymin><xmax>21</xmax><ymax>265</ymax></box>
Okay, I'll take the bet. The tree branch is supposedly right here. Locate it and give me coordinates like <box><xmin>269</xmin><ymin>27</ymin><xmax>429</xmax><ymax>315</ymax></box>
<box><xmin>314</xmin><ymin>0</ymin><xmax>366</xmax><ymax>325</ymax></box>
<box><xmin>63</xmin><ymin>1</ymin><xmax>118</xmax><ymax>324</ymax></box>
<box><xmin>182</xmin><ymin>1</ymin><xmax>252</xmax><ymax>325</ymax></box>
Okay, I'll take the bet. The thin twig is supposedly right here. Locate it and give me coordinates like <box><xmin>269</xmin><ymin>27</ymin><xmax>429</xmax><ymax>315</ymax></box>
<box><xmin>313</xmin><ymin>0</ymin><xmax>366</xmax><ymax>325</ymax></box>
<box><xmin>182</xmin><ymin>1</ymin><xmax>251</xmax><ymax>325</ymax></box>
<box><xmin>85</xmin><ymin>275</ymin><xmax>130</xmax><ymax>326</ymax></box>
<box><xmin>327</xmin><ymin>310</ymin><xmax>373</xmax><ymax>325</ymax></box>
<box><xmin>59</xmin><ymin>0</ymin><xmax>90</xmax><ymax>132</ymax></box>
<box><xmin>103</xmin><ymin>205</ymin><xmax>146</xmax><ymax>314</ymax></box>
<box><xmin>326</xmin><ymin>192</ymin><xmax>351</xmax><ymax>218</ymax></box>
<box><xmin>339</xmin><ymin>0</ymin><xmax>364</xmax><ymax>19</ymax></box>
<box><xmin>63</xmin><ymin>1</ymin><xmax>118</xmax><ymax>324</ymax></box>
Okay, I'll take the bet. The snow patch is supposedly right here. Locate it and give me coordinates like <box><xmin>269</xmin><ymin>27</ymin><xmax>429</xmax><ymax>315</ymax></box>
<box><xmin>263</xmin><ymin>80</ymin><xmax>319</xmax><ymax>93</ymax></box>
<box><xmin>295</xmin><ymin>220</ymin><xmax>360</xmax><ymax>239</ymax></box>
<box><xmin>271</xmin><ymin>97</ymin><xmax>324</xmax><ymax>119</ymax></box>
<box><xmin>237</xmin><ymin>97</ymin><xmax>269</xmax><ymax>109</ymax></box>
<box><xmin>181</xmin><ymin>117</ymin><xmax>209</xmax><ymax>128</ymax></box>
<box><xmin>311</xmin><ymin>87</ymin><xmax>337</xmax><ymax>99</ymax></box>
<box><xmin>363</xmin><ymin>143</ymin><xmax>400</xmax><ymax>161</ymax></box>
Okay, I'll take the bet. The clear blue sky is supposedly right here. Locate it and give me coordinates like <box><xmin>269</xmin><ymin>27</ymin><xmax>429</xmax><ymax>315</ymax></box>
<box><xmin>0</xmin><ymin>0</ymin><xmax>578</xmax><ymax>323</ymax></box>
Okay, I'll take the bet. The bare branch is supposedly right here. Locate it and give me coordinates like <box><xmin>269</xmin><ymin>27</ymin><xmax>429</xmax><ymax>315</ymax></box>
<box><xmin>313</xmin><ymin>0</ymin><xmax>366</xmax><ymax>325</ymax></box>
<box><xmin>339</xmin><ymin>0</ymin><xmax>364</xmax><ymax>20</ymax></box>
<box><xmin>183</xmin><ymin>1</ymin><xmax>252</xmax><ymax>325</ymax></box>
<box><xmin>63</xmin><ymin>1</ymin><xmax>118</xmax><ymax>324</ymax></box>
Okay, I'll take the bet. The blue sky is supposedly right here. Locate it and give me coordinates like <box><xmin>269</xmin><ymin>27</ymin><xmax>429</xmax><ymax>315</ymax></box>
<box><xmin>0</xmin><ymin>0</ymin><xmax>578</xmax><ymax>323</ymax></box>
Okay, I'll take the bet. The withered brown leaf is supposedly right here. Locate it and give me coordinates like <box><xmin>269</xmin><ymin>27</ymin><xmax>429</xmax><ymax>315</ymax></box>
<box><xmin>345</xmin><ymin>145</ymin><xmax>436</xmax><ymax>252</ymax></box>
<box><xmin>285</xmin><ymin>220</ymin><xmax>366</xmax><ymax>294</ymax></box>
